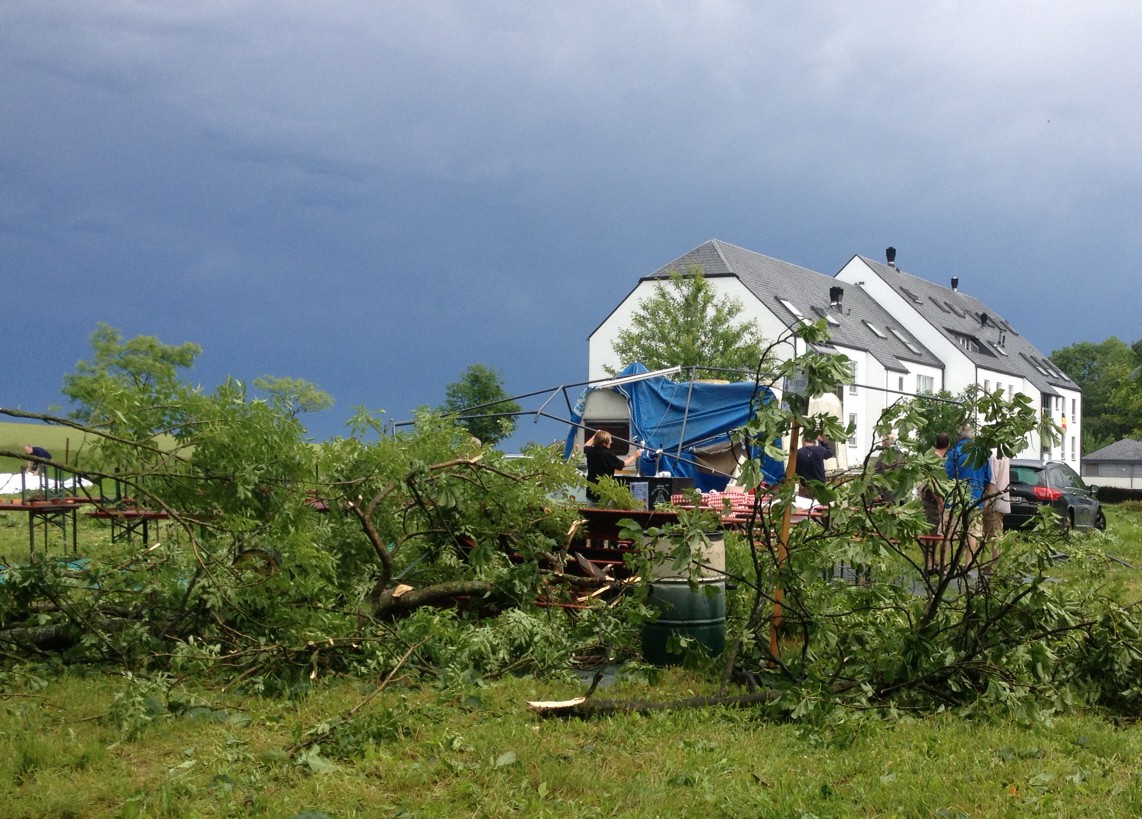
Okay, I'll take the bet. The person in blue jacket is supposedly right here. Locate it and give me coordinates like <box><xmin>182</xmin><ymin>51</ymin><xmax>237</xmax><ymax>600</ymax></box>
<box><xmin>944</xmin><ymin>424</ymin><xmax>991</xmax><ymax>568</ymax></box>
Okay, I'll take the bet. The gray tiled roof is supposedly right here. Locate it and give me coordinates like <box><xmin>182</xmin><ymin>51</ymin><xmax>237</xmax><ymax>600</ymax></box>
<box><xmin>645</xmin><ymin>240</ymin><xmax>942</xmax><ymax>373</ymax></box>
<box><xmin>854</xmin><ymin>257</ymin><xmax>1077</xmax><ymax>396</ymax></box>
<box><xmin>1083</xmin><ymin>439</ymin><xmax>1142</xmax><ymax>462</ymax></box>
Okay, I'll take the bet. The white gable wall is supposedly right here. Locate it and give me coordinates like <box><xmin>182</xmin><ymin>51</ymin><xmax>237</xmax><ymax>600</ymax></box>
<box><xmin>588</xmin><ymin>276</ymin><xmax>790</xmax><ymax>381</ymax></box>
<box><xmin>837</xmin><ymin>258</ymin><xmax>976</xmax><ymax>391</ymax></box>
<box><xmin>831</xmin><ymin>343</ymin><xmax>900</xmax><ymax>462</ymax></box>
<box><xmin>1048</xmin><ymin>386</ymin><xmax>1083</xmax><ymax>467</ymax></box>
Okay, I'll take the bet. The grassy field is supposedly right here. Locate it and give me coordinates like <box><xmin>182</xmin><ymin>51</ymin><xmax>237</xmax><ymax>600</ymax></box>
<box><xmin>2</xmin><ymin>669</ymin><xmax>1141</xmax><ymax>818</ymax></box>
<box><xmin>2</xmin><ymin>503</ymin><xmax>1141</xmax><ymax>817</ymax></box>
<box><xmin>0</xmin><ymin>420</ymin><xmax>97</xmax><ymax>473</ymax></box>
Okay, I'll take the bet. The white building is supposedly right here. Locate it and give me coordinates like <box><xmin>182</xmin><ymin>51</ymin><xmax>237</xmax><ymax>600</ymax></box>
<box><xmin>836</xmin><ymin>251</ymin><xmax>1081</xmax><ymax>465</ymax></box>
<box><xmin>589</xmin><ymin>240</ymin><xmax>1082</xmax><ymax>465</ymax></box>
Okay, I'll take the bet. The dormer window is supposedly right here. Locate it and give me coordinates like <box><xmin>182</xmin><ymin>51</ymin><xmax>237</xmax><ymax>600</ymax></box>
<box><xmin>951</xmin><ymin>332</ymin><xmax>979</xmax><ymax>353</ymax></box>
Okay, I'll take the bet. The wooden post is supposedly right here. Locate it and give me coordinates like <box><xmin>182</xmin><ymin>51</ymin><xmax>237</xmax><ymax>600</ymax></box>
<box><xmin>769</xmin><ymin>417</ymin><xmax>800</xmax><ymax>663</ymax></box>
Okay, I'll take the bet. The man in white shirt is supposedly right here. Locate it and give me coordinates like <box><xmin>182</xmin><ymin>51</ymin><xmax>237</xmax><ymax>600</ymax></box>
<box><xmin>984</xmin><ymin>451</ymin><xmax>1011</xmax><ymax>563</ymax></box>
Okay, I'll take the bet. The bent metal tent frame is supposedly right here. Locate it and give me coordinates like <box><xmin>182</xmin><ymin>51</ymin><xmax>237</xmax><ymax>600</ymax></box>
<box><xmin>561</xmin><ymin>363</ymin><xmax>785</xmax><ymax>490</ymax></box>
<box><xmin>392</xmin><ymin>362</ymin><xmax>785</xmax><ymax>490</ymax></box>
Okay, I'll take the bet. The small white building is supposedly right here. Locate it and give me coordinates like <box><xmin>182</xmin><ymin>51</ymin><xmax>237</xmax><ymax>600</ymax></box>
<box><xmin>1081</xmin><ymin>439</ymin><xmax>1142</xmax><ymax>489</ymax></box>
<box><xmin>589</xmin><ymin>240</ymin><xmax>1083</xmax><ymax>464</ymax></box>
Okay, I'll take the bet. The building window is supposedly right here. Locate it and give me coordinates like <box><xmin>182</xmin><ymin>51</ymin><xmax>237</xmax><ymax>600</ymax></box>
<box><xmin>587</xmin><ymin>423</ymin><xmax>632</xmax><ymax>455</ymax></box>
<box><xmin>898</xmin><ymin>376</ymin><xmax>904</xmax><ymax>392</ymax></box>
<box><xmin>953</xmin><ymin>333</ymin><xmax>980</xmax><ymax>353</ymax></box>
<box><xmin>848</xmin><ymin>413</ymin><xmax>858</xmax><ymax>447</ymax></box>
<box><xmin>916</xmin><ymin>374</ymin><xmax>934</xmax><ymax>394</ymax></box>
<box><xmin>847</xmin><ymin>362</ymin><xmax>857</xmax><ymax>394</ymax></box>
<box><xmin>864</xmin><ymin>320</ymin><xmax>887</xmax><ymax>339</ymax></box>
<box><xmin>995</xmin><ymin>382</ymin><xmax>1002</xmax><ymax>396</ymax></box>
<box><xmin>778</xmin><ymin>298</ymin><xmax>808</xmax><ymax>325</ymax></box>
<box><xmin>1072</xmin><ymin>398</ymin><xmax>1076</xmax><ymax>418</ymax></box>
<box><xmin>1008</xmin><ymin>385</ymin><xmax>1014</xmax><ymax>400</ymax></box>
<box><xmin>1071</xmin><ymin>436</ymin><xmax>1076</xmax><ymax>460</ymax></box>
<box><xmin>984</xmin><ymin>379</ymin><xmax>990</xmax><ymax>392</ymax></box>
<box><xmin>890</xmin><ymin>327</ymin><xmax>923</xmax><ymax>355</ymax></box>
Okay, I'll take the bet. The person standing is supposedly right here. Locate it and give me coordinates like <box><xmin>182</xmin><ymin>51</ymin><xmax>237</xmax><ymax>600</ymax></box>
<box><xmin>583</xmin><ymin>430</ymin><xmax>641</xmax><ymax>502</ymax></box>
<box><xmin>944</xmin><ymin>424</ymin><xmax>992</xmax><ymax>569</ymax></box>
<box><xmin>919</xmin><ymin>432</ymin><xmax>951</xmax><ymax>573</ymax></box>
<box><xmin>795</xmin><ymin>436</ymin><xmax>832</xmax><ymax>500</ymax></box>
<box><xmin>984</xmin><ymin>450</ymin><xmax>1011</xmax><ymax>562</ymax></box>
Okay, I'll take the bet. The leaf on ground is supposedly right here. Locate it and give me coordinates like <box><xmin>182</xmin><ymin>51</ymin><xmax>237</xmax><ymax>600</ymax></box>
<box><xmin>494</xmin><ymin>750</ymin><xmax>518</xmax><ymax>768</ymax></box>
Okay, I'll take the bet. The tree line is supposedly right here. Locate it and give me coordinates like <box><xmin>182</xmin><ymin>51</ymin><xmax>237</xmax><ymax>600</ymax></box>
<box><xmin>1050</xmin><ymin>336</ymin><xmax>1142</xmax><ymax>452</ymax></box>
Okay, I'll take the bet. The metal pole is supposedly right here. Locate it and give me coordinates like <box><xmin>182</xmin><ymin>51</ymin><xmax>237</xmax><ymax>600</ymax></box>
<box><xmin>675</xmin><ymin>374</ymin><xmax>697</xmax><ymax>461</ymax></box>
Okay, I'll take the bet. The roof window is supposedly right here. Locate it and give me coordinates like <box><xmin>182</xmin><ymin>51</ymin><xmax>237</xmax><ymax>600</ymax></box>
<box><xmin>889</xmin><ymin>327</ymin><xmax>923</xmax><ymax>355</ymax></box>
<box><xmin>811</xmin><ymin>306</ymin><xmax>840</xmax><ymax>326</ymax></box>
<box><xmin>863</xmin><ymin>320</ymin><xmax>888</xmax><ymax>339</ymax></box>
<box><xmin>778</xmin><ymin>298</ymin><xmax>810</xmax><ymax>326</ymax></box>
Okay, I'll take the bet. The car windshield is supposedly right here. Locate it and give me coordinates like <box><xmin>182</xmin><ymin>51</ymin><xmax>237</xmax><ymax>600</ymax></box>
<box><xmin>1010</xmin><ymin>465</ymin><xmax>1043</xmax><ymax>486</ymax></box>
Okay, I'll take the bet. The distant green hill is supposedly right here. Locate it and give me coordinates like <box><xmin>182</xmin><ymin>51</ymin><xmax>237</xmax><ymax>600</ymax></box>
<box><xmin>0</xmin><ymin>421</ymin><xmax>98</xmax><ymax>472</ymax></box>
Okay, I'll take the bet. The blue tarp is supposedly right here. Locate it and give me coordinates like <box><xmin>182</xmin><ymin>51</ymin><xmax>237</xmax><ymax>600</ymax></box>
<box><xmin>564</xmin><ymin>363</ymin><xmax>785</xmax><ymax>491</ymax></box>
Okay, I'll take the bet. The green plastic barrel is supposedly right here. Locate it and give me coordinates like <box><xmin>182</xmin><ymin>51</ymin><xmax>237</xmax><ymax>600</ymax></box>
<box><xmin>641</xmin><ymin>531</ymin><xmax>726</xmax><ymax>665</ymax></box>
<box><xmin>641</xmin><ymin>578</ymin><xmax>726</xmax><ymax>665</ymax></box>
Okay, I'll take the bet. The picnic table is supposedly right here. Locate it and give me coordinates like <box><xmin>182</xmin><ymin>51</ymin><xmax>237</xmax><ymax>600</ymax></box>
<box><xmin>0</xmin><ymin>497</ymin><xmax>89</xmax><ymax>556</ymax></box>
<box><xmin>85</xmin><ymin>506</ymin><xmax>171</xmax><ymax>545</ymax></box>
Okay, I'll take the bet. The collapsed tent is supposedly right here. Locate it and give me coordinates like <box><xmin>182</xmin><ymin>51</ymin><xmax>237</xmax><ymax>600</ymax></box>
<box><xmin>564</xmin><ymin>363</ymin><xmax>785</xmax><ymax>491</ymax></box>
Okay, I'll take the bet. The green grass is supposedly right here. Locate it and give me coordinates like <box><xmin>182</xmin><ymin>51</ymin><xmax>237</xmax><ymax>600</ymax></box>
<box><xmin>1</xmin><ymin>670</ymin><xmax>1140</xmax><ymax>817</ymax></box>
<box><xmin>1</xmin><ymin>506</ymin><xmax>1141</xmax><ymax>817</ymax></box>
<box><xmin>0</xmin><ymin>420</ymin><xmax>97</xmax><ymax>473</ymax></box>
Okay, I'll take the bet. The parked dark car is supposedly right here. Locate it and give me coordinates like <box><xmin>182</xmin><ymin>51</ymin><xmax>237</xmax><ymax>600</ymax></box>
<box><xmin>1004</xmin><ymin>459</ymin><xmax>1105</xmax><ymax>531</ymax></box>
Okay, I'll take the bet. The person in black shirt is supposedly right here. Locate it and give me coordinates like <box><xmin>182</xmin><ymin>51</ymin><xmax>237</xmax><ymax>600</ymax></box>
<box><xmin>583</xmin><ymin>430</ymin><xmax>641</xmax><ymax>502</ymax></box>
<box><xmin>22</xmin><ymin>444</ymin><xmax>52</xmax><ymax>477</ymax></box>
<box><xmin>794</xmin><ymin>437</ymin><xmax>832</xmax><ymax>499</ymax></box>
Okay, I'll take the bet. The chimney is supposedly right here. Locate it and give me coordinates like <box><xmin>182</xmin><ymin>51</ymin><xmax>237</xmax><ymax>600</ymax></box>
<box><xmin>885</xmin><ymin>247</ymin><xmax>896</xmax><ymax>268</ymax></box>
<box><xmin>951</xmin><ymin>276</ymin><xmax>959</xmax><ymax>292</ymax></box>
<box><xmin>829</xmin><ymin>286</ymin><xmax>844</xmax><ymax>308</ymax></box>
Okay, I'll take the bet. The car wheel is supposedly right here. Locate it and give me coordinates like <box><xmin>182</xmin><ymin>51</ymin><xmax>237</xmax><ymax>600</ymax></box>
<box><xmin>1095</xmin><ymin>509</ymin><xmax>1107</xmax><ymax>531</ymax></box>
